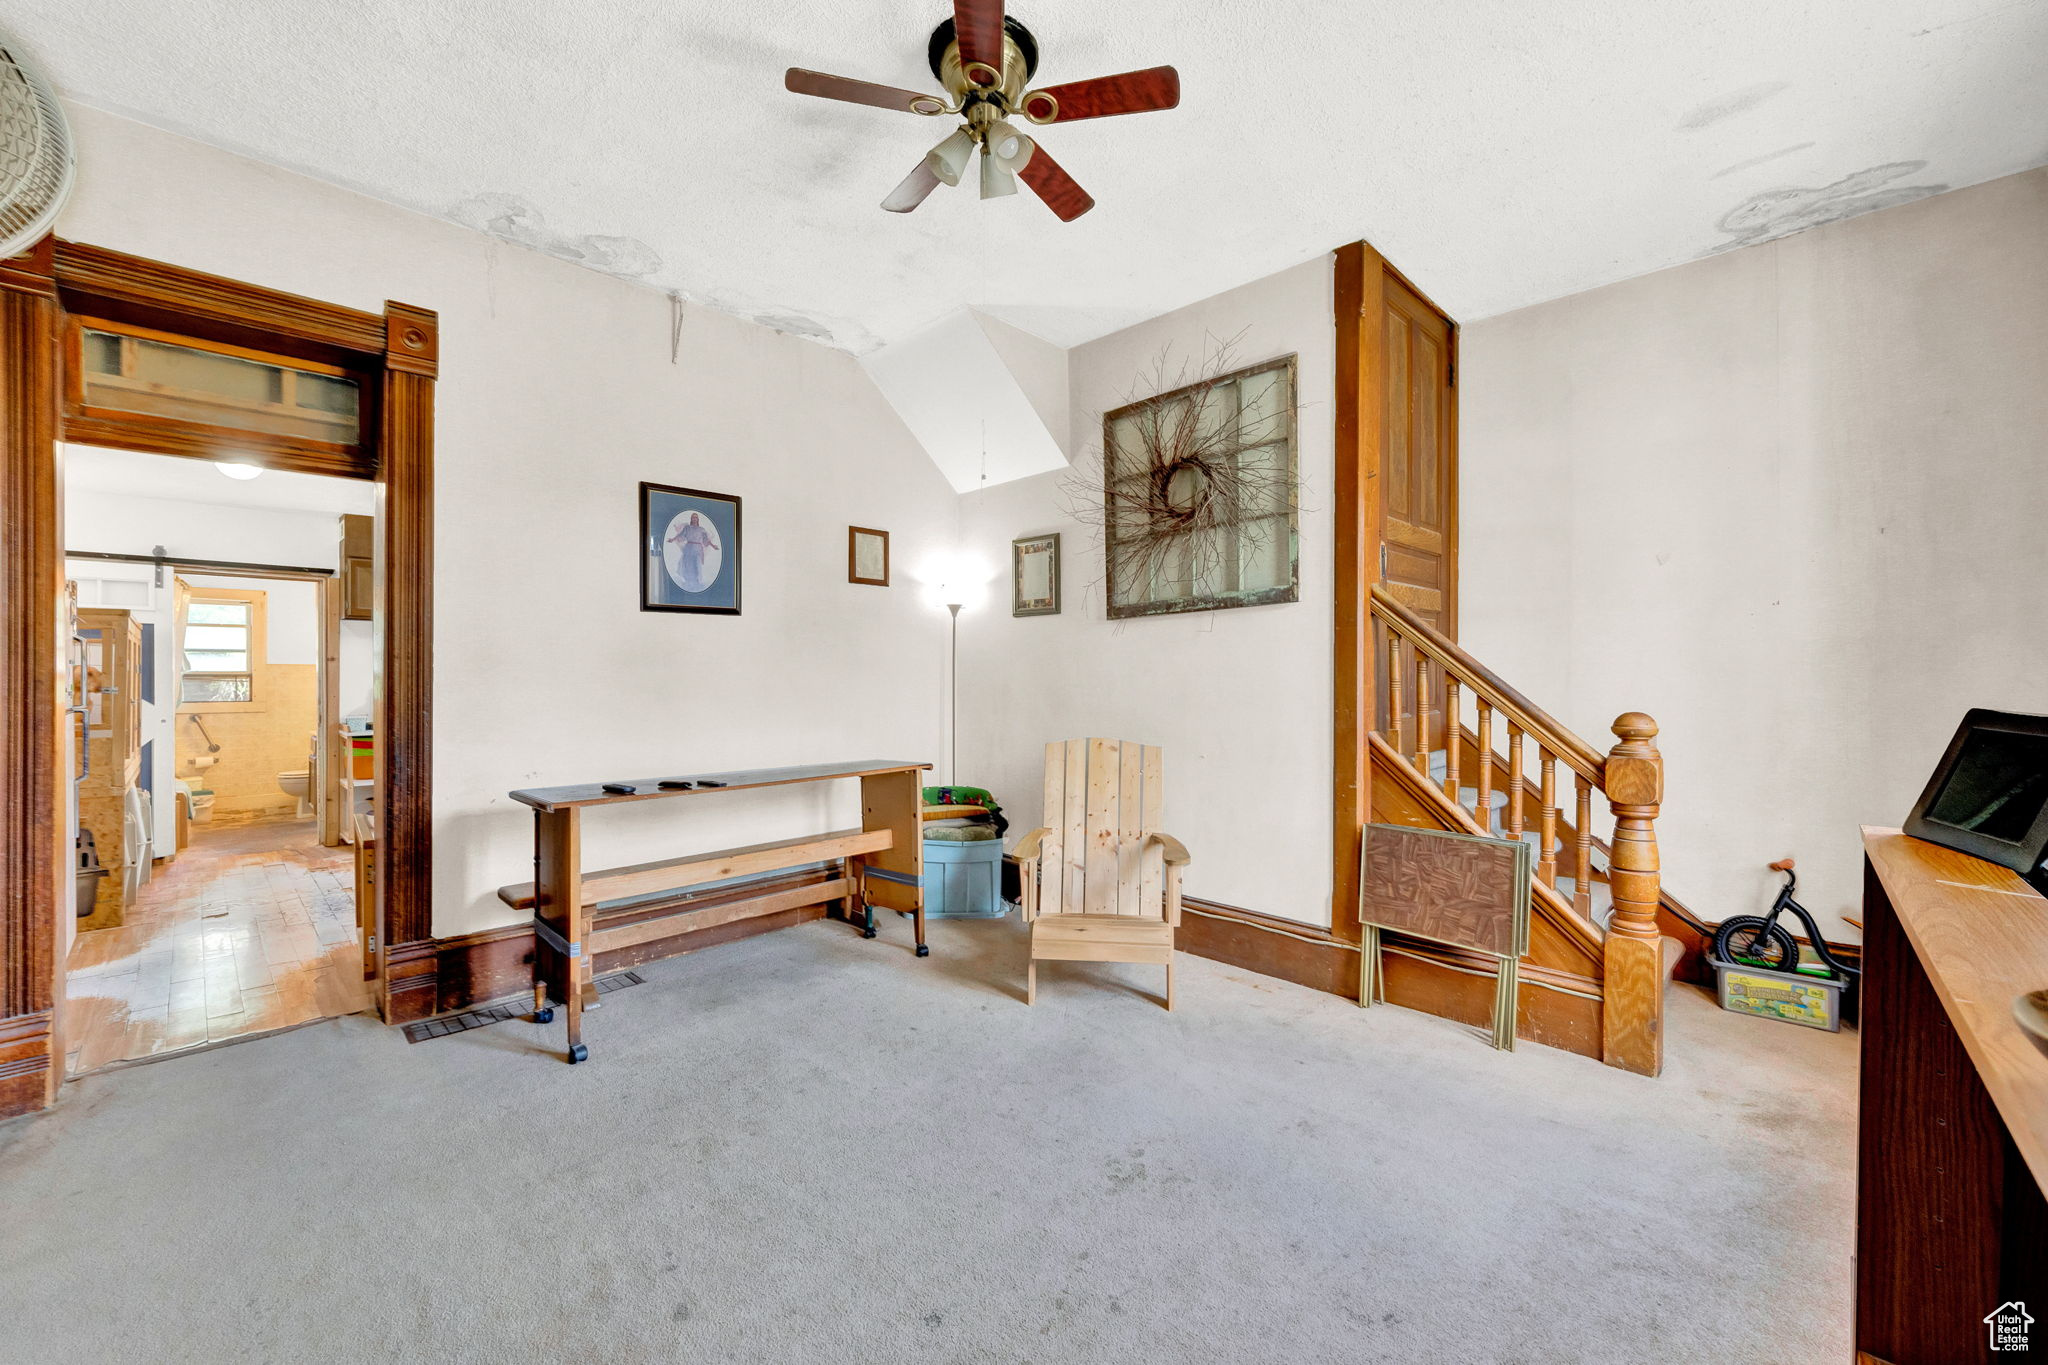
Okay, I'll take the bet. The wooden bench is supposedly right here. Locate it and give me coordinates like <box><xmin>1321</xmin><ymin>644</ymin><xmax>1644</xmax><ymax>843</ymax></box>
<box><xmin>505</xmin><ymin>760</ymin><xmax>930</xmax><ymax>1063</ymax></box>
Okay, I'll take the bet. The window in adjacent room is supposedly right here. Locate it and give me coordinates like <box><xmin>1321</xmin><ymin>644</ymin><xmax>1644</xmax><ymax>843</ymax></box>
<box><xmin>180</xmin><ymin>595</ymin><xmax>256</xmax><ymax>703</ymax></box>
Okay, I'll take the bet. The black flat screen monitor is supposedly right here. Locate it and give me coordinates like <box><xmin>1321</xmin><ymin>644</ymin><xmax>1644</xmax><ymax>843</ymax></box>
<box><xmin>1904</xmin><ymin>709</ymin><xmax>2048</xmax><ymax>876</ymax></box>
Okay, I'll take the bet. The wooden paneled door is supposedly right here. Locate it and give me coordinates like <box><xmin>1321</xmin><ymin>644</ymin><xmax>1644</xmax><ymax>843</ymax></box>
<box><xmin>1333</xmin><ymin>240</ymin><xmax>1459</xmax><ymax>946</ymax></box>
<box><xmin>1378</xmin><ymin>275</ymin><xmax>1457</xmax><ymax>636</ymax></box>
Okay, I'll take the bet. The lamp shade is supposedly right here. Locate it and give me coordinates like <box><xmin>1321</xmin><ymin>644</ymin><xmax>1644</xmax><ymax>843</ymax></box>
<box><xmin>979</xmin><ymin>148</ymin><xmax>1018</xmax><ymax>200</ymax></box>
<box><xmin>985</xmin><ymin>122</ymin><xmax>1035</xmax><ymax>172</ymax></box>
<box><xmin>925</xmin><ymin>127</ymin><xmax>977</xmax><ymax>188</ymax></box>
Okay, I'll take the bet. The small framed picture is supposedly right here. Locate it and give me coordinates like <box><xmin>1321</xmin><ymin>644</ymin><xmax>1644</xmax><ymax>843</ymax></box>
<box><xmin>1013</xmin><ymin>532</ymin><xmax>1061</xmax><ymax>616</ymax></box>
<box><xmin>641</xmin><ymin>482</ymin><xmax>742</xmax><ymax>614</ymax></box>
<box><xmin>848</xmin><ymin>526</ymin><xmax>889</xmax><ymax>586</ymax></box>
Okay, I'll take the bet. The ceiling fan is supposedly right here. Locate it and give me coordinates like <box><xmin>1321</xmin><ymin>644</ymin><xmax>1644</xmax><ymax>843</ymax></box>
<box><xmin>784</xmin><ymin>0</ymin><xmax>1180</xmax><ymax>222</ymax></box>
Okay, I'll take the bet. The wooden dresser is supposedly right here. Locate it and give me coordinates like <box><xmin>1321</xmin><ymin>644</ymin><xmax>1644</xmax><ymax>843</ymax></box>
<box><xmin>1857</xmin><ymin>828</ymin><xmax>2048</xmax><ymax>1363</ymax></box>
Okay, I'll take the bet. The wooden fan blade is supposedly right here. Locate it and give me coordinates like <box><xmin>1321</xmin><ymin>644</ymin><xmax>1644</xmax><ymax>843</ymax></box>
<box><xmin>785</xmin><ymin>68</ymin><xmax>944</xmax><ymax>114</ymax></box>
<box><xmin>881</xmin><ymin>162</ymin><xmax>943</xmax><ymax>214</ymax></box>
<box><xmin>1021</xmin><ymin>66</ymin><xmax>1180</xmax><ymax>123</ymax></box>
<box><xmin>1018</xmin><ymin>145</ymin><xmax>1094</xmax><ymax>222</ymax></box>
<box><xmin>953</xmin><ymin>0</ymin><xmax>1007</xmax><ymax>83</ymax></box>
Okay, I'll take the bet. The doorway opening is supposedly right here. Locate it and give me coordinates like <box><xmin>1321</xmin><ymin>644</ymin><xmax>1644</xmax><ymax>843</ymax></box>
<box><xmin>60</xmin><ymin>447</ymin><xmax>378</xmax><ymax>1073</ymax></box>
<box><xmin>1</xmin><ymin>243</ymin><xmax>436</xmax><ymax>1119</ymax></box>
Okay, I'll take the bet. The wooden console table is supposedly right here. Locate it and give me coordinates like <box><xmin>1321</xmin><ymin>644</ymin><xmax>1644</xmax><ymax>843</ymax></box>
<box><xmin>505</xmin><ymin>760</ymin><xmax>929</xmax><ymax>1063</ymax></box>
<box><xmin>1857</xmin><ymin>828</ymin><xmax>2048</xmax><ymax>1363</ymax></box>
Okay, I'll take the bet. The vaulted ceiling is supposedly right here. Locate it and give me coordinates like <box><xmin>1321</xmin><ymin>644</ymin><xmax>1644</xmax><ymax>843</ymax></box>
<box><xmin>11</xmin><ymin>0</ymin><xmax>2046</xmax><ymax>352</ymax></box>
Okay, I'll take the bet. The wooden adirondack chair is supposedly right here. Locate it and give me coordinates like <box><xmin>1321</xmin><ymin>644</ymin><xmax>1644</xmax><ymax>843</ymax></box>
<box><xmin>1014</xmin><ymin>739</ymin><xmax>1191</xmax><ymax>1009</ymax></box>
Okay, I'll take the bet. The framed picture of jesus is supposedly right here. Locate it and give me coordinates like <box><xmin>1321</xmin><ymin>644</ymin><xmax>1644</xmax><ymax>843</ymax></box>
<box><xmin>640</xmin><ymin>482</ymin><xmax>742</xmax><ymax>615</ymax></box>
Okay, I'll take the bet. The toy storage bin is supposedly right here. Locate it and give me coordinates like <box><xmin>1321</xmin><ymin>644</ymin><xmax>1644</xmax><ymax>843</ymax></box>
<box><xmin>1710</xmin><ymin>954</ymin><xmax>1845</xmax><ymax>1032</ymax></box>
<box><xmin>923</xmin><ymin>833</ymin><xmax>1006</xmax><ymax>919</ymax></box>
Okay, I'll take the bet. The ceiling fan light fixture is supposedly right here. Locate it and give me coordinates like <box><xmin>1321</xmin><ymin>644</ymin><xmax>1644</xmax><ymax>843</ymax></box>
<box><xmin>783</xmin><ymin>11</ymin><xmax>1179</xmax><ymax>222</ymax></box>
<box><xmin>925</xmin><ymin>127</ymin><xmax>977</xmax><ymax>187</ymax></box>
<box><xmin>985</xmin><ymin>121</ymin><xmax>1034</xmax><ymax>172</ymax></box>
<box><xmin>979</xmin><ymin>146</ymin><xmax>1019</xmax><ymax>200</ymax></box>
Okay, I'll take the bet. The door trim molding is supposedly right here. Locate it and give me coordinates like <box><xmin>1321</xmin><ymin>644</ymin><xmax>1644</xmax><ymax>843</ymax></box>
<box><xmin>0</xmin><ymin>240</ymin><xmax>436</xmax><ymax>1117</ymax></box>
<box><xmin>0</xmin><ymin>240</ymin><xmax>61</xmax><ymax>1117</ymax></box>
<box><xmin>1331</xmin><ymin>241</ymin><xmax>1459</xmax><ymax>945</ymax></box>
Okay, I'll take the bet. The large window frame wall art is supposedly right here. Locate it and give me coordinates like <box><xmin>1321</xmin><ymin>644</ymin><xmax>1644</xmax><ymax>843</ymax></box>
<box><xmin>1098</xmin><ymin>353</ymin><xmax>1299</xmax><ymax>620</ymax></box>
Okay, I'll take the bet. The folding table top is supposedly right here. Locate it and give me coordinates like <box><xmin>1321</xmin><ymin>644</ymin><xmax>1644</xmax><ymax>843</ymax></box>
<box><xmin>509</xmin><ymin>760</ymin><xmax>930</xmax><ymax>813</ymax></box>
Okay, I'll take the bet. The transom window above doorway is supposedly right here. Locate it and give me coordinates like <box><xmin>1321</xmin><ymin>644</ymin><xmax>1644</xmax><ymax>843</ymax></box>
<box><xmin>74</xmin><ymin>320</ymin><xmax>361</xmax><ymax>447</ymax></box>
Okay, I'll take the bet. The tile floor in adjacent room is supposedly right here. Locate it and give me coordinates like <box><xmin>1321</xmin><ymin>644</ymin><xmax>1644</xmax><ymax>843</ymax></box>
<box><xmin>62</xmin><ymin>816</ymin><xmax>367</xmax><ymax>1075</ymax></box>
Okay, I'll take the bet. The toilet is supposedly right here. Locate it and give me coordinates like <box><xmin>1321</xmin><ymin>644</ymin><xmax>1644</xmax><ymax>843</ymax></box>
<box><xmin>277</xmin><ymin>734</ymin><xmax>316</xmax><ymax>818</ymax></box>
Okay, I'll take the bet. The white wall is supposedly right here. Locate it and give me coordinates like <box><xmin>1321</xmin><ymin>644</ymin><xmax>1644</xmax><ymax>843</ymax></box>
<box><xmin>181</xmin><ymin>575</ymin><xmax>316</xmax><ymax>665</ymax></box>
<box><xmin>57</xmin><ymin>103</ymin><xmax>960</xmax><ymax>937</ymax></box>
<box><xmin>956</xmin><ymin>258</ymin><xmax>1336</xmax><ymax>926</ymax></box>
<box><xmin>56</xmin><ymin>105</ymin><xmax>2042</xmax><ymax>949</ymax></box>
<box><xmin>1460</xmin><ymin>168</ymin><xmax>2048</xmax><ymax>939</ymax></box>
<box><xmin>65</xmin><ymin>488</ymin><xmax>350</xmax><ymax>571</ymax></box>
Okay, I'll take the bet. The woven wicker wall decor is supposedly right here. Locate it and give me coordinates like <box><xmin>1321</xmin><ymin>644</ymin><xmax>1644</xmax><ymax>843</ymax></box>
<box><xmin>1070</xmin><ymin>348</ymin><xmax>1299</xmax><ymax>619</ymax></box>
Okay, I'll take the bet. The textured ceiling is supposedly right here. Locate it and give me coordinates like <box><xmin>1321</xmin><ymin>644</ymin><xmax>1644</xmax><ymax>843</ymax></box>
<box><xmin>9</xmin><ymin>0</ymin><xmax>2046</xmax><ymax>352</ymax></box>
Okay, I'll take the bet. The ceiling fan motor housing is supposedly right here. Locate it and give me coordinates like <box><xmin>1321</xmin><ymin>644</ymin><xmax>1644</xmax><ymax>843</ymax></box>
<box><xmin>928</xmin><ymin>16</ymin><xmax>1038</xmax><ymax>105</ymax></box>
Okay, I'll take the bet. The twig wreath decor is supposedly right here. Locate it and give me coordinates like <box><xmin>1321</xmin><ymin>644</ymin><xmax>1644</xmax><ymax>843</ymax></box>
<box><xmin>1067</xmin><ymin>341</ymin><xmax>1300</xmax><ymax>619</ymax></box>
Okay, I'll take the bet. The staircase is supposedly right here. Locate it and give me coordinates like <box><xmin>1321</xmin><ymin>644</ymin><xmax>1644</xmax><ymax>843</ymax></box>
<box><xmin>1367</xmin><ymin>585</ymin><xmax>1687</xmax><ymax>1076</ymax></box>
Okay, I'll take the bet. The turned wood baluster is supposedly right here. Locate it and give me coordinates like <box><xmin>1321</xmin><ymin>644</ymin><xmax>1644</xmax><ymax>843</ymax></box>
<box><xmin>1476</xmin><ymin>702</ymin><xmax>1494</xmax><ymax>834</ymax></box>
<box><xmin>1374</xmin><ymin>619</ymin><xmax>1390</xmax><ymax>738</ymax></box>
<box><xmin>1443</xmin><ymin>679</ymin><xmax>1461</xmax><ymax>803</ymax></box>
<box><xmin>1602</xmin><ymin>712</ymin><xmax>1666</xmax><ymax>1077</ymax></box>
<box><xmin>1388</xmin><ymin>634</ymin><xmax>1406</xmax><ymax>756</ymax></box>
<box><xmin>1538</xmin><ymin>752</ymin><xmax>1558</xmax><ymax>887</ymax></box>
<box><xmin>1412</xmin><ymin>650</ymin><xmax>1430</xmax><ymax>771</ymax></box>
<box><xmin>1573</xmin><ymin>773</ymin><xmax>1593</xmax><ymax>919</ymax></box>
<box><xmin>1505</xmin><ymin>723</ymin><xmax>1525</xmax><ymax>843</ymax></box>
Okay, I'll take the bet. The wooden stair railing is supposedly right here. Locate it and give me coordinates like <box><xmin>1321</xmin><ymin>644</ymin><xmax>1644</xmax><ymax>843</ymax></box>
<box><xmin>1370</xmin><ymin>584</ymin><xmax>1669</xmax><ymax>1076</ymax></box>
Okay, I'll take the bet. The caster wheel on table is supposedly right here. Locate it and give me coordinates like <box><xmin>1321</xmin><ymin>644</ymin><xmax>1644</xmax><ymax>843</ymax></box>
<box><xmin>916</xmin><ymin>944</ymin><xmax>930</xmax><ymax>958</ymax></box>
<box><xmin>862</xmin><ymin>927</ymin><xmax>877</xmax><ymax>939</ymax></box>
<box><xmin>533</xmin><ymin>1007</ymin><xmax>554</xmax><ymax>1024</ymax></box>
<box><xmin>567</xmin><ymin>1043</ymin><xmax>589</xmax><ymax>1064</ymax></box>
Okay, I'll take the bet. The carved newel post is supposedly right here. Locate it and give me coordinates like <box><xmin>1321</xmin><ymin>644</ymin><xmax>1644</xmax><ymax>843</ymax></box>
<box><xmin>1601</xmin><ymin>712</ymin><xmax>1666</xmax><ymax>1077</ymax></box>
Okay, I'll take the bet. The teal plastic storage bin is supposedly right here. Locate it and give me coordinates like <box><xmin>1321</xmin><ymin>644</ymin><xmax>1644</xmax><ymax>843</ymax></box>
<box><xmin>924</xmin><ymin>834</ymin><xmax>1007</xmax><ymax>919</ymax></box>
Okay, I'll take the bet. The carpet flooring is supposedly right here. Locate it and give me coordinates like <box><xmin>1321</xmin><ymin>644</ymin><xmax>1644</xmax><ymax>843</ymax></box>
<box><xmin>0</xmin><ymin>913</ymin><xmax>1856</xmax><ymax>1364</ymax></box>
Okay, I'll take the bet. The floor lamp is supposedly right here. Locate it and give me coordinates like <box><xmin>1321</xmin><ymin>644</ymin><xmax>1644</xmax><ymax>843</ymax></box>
<box><xmin>945</xmin><ymin>599</ymin><xmax>962</xmax><ymax>785</ymax></box>
<box><xmin>922</xmin><ymin>552</ymin><xmax>988</xmax><ymax>788</ymax></box>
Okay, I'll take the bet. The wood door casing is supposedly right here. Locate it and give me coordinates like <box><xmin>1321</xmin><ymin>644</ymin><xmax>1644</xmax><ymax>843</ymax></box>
<box><xmin>0</xmin><ymin>241</ymin><xmax>439</xmax><ymax>1118</ymax></box>
<box><xmin>1379</xmin><ymin>275</ymin><xmax>1456</xmax><ymax>637</ymax></box>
